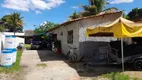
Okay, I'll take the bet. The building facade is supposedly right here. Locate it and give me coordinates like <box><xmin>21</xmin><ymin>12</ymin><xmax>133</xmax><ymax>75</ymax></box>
<box><xmin>49</xmin><ymin>11</ymin><xmax>123</xmax><ymax>60</ymax></box>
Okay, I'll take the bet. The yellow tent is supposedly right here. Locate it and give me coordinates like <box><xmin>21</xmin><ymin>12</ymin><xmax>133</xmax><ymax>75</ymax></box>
<box><xmin>86</xmin><ymin>17</ymin><xmax>142</xmax><ymax>72</ymax></box>
<box><xmin>86</xmin><ymin>17</ymin><xmax>142</xmax><ymax>38</ymax></box>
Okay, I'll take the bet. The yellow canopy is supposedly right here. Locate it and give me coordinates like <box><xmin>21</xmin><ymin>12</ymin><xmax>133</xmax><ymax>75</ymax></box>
<box><xmin>86</xmin><ymin>17</ymin><xmax>142</xmax><ymax>38</ymax></box>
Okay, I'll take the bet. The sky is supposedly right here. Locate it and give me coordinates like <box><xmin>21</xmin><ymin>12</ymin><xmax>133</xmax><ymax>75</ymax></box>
<box><xmin>0</xmin><ymin>0</ymin><xmax>142</xmax><ymax>30</ymax></box>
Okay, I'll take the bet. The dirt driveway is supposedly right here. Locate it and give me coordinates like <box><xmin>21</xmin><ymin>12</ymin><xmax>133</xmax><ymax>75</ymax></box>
<box><xmin>20</xmin><ymin>50</ymin><xmax>80</xmax><ymax>80</ymax></box>
<box><xmin>20</xmin><ymin>50</ymin><xmax>142</xmax><ymax>80</ymax></box>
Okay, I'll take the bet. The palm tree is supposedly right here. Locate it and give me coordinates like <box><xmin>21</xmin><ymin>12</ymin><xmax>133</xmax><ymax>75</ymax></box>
<box><xmin>1</xmin><ymin>12</ymin><xmax>23</xmax><ymax>32</ymax></box>
<box><xmin>89</xmin><ymin>0</ymin><xmax>106</xmax><ymax>13</ymax></box>
<box><xmin>69</xmin><ymin>11</ymin><xmax>80</xmax><ymax>20</ymax></box>
<box><xmin>8</xmin><ymin>12</ymin><xmax>23</xmax><ymax>32</ymax></box>
<box><xmin>0</xmin><ymin>19</ymin><xmax>7</xmax><ymax>32</ymax></box>
<box><xmin>81</xmin><ymin>0</ymin><xmax>108</xmax><ymax>17</ymax></box>
<box><xmin>81</xmin><ymin>5</ymin><xmax>97</xmax><ymax>16</ymax></box>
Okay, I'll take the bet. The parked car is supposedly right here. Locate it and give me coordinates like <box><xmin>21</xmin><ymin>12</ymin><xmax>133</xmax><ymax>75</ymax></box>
<box><xmin>31</xmin><ymin>35</ymin><xmax>47</xmax><ymax>50</ymax></box>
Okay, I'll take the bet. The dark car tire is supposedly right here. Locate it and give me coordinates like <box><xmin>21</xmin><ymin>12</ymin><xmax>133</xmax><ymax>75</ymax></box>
<box><xmin>133</xmin><ymin>59</ymin><xmax>142</xmax><ymax>71</ymax></box>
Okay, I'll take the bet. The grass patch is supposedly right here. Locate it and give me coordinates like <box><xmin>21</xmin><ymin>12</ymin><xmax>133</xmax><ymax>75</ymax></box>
<box><xmin>36</xmin><ymin>63</ymin><xmax>47</xmax><ymax>67</ymax></box>
<box><xmin>102</xmin><ymin>72</ymin><xmax>129</xmax><ymax>80</ymax></box>
<box><xmin>24</xmin><ymin>44</ymin><xmax>31</xmax><ymax>49</ymax></box>
<box><xmin>0</xmin><ymin>50</ymin><xmax>23</xmax><ymax>73</ymax></box>
<box><xmin>102</xmin><ymin>72</ymin><xmax>142</xmax><ymax>80</ymax></box>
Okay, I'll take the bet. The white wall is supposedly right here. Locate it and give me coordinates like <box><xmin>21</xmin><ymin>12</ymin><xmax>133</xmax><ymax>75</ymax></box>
<box><xmin>0</xmin><ymin>33</ymin><xmax>1</xmax><ymax>53</ymax></box>
<box><xmin>0</xmin><ymin>33</ymin><xmax>5</xmax><ymax>53</ymax></box>
<box><xmin>3</xmin><ymin>32</ymin><xmax>24</xmax><ymax>36</ymax></box>
<box><xmin>50</xmin><ymin>12</ymin><xmax>133</xmax><ymax>59</ymax></box>
<box><xmin>51</xmin><ymin>21</ymin><xmax>80</xmax><ymax>56</ymax></box>
<box><xmin>79</xmin><ymin>12</ymin><xmax>123</xmax><ymax>42</ymax></box>
<box><xmin>15</xmin><ymin>37</ymin><xmax>25</xmax><ymax>47</ymax></box>
<box><xmin>0</xmin><ymin>33</ymin><xmax>5</xmax><ymax>50</ymax></box>
<box><xmin>78</xmin><ymin>12</ymin><xmax>122</xmax><ymax>59</ymax></box>
<box><xmin>0</xmin><ymin>32</ymin><xmax>25</xmax><ymax>50</ymax></box>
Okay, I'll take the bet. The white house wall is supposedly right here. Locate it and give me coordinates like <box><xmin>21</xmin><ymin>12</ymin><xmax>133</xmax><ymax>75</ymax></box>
<box><xmin>51</xmin><ymin>22</ymin><xmax>79</xmax><ymax>56</ymax></box>
<box><xmin>79</xmin><ymin>12</ymin><xmax>122</xmax><ymax>59</ymax></box>
<box><xmin>50</xmin><ymin>12</ymin><xmax>132</xmax><ymax>60</ymax></box>
<box><xmin>79</xmin><ymin>12</ymin><xmax>122</xmax><ymax>42</ymax></box>
<box><xmin>0</xmin><ymin>33</ymin><xmax>5</xmax><ymax>51</ymax></box>
<box><xmin>3</xmin><ymin>32</ymin><xmax>24</xmax><ymax>36</ymax></box>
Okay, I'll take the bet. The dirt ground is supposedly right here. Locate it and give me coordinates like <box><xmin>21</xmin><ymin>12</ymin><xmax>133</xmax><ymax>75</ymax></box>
<box><xmin>1</xmin><ymin>50</ymin><xmax>142</xmax><ymax>80</ymax></box>
<box><xmin>0</xmin><ymin>71</ymin><xmax>24</xmax><ymax>80</ymax></box>
<box><xmin>20</xmin><ymin>50</ymin><xmax>80</xmax><ymax>80</ymax></box>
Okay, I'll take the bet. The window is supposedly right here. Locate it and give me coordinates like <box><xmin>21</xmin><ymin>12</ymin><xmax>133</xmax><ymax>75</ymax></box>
<box><xmin>67</xmin><ymin>30</ymin><xmax>73</xmax><ymax>44</ymax></box>
<box><xmin>60</xmin><ymin>32</ymin><xmax>63</xmax><ymax>36</ymax></box>
<box><xmin>52</xmin><ymin>34</ymin><xmax>57</xmax><ymax>42</ymax></box>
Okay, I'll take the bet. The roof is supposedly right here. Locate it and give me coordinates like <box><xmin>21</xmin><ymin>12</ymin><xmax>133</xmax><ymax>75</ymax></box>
<box><xmin>48</xmin><ymin>11</ymin><xmax>123</xmax><ymax>32</ymax></box>
<box><xmin>129</xmin><ymin>17</ymin><xmax>142</xmax><ymax>23</ymax></box>
<box><xmin>137</xmin><ymin>21</ymin><xmax>142</xmax><ymax>23</ymax></box>
<box><xmin>24</xmin><ymin>30</ymin><xmax>34</xmax><ymax>37</ymax></box>
<box><xmin>34</xmin><ymin>32</ymin><xmax>47</xmax><ymax>36</ymax></box>
<box><xmin>136</xmin><ymin>18</ymin><xmax>142</xmax><ymax>23</ymax></box>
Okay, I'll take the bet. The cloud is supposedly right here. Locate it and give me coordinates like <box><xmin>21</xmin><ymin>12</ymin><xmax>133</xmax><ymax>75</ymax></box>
<box><xmin>2</xmin><ymin>0</ymin><xmax>30</xmax><ymax>11</ymax></box>
<box><xmin>31</xmin><ymin>0</ymin><xmax>65</xmax><ymax>10</ymax></box>
<box><xmin>2</xmin><ymin>0</ymin><xmax>65</xmax><ymax>12</ymax></box>
<box><xmin>71</xmin><ymin>6</ymin><xmax>79</xmax><ymax>9</ymax></box>
<box><xmin>35</xmin><ymin>10</ymin><xmax>42</xmax><ymax>14</ymax></box>
<box><xmin>40</xmin><ymin>21</ymin><xmax>47</xmax><ymax>26</ymax></box>
<box><xmin>110</xmin><ymin>0</ymin><xmax>134</xmax><ymax>4</ymax></box>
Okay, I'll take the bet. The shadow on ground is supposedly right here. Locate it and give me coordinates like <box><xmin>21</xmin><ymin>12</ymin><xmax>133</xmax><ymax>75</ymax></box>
<box><xmin>36</xmin><ymin>50</ymin><xmax>135</xmax><ymax>78</ymax></box>
<box><xmin>37</xmin><ymin>50</ymin><xmax>66</xmax><ymax>62</ymax></box>
<box><xmin>65</xmin><ymin>62</ymin><xmax>135</xmax><ymax>77</ymax></box>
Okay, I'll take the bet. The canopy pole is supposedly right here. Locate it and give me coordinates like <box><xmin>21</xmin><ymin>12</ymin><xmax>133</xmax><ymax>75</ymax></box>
<box><xmin>121</xmin><ymin>38</ymin><xmax>124</xmax><ymax>72</ymax></box>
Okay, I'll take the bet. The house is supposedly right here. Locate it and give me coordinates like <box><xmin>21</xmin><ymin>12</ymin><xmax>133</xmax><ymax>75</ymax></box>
<box><xmin>24</xmin><ymin>30</ymin><xmax>34</xmax><ymax>44</ymax></box>
<box><xmin>48</xmin><ymin>11</ymin><xmax>125</xmax><ymax>60</ymax></box>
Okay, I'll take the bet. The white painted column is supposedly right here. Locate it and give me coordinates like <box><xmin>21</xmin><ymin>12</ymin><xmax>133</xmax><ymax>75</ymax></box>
<box><xmin>0</xmin><ymin>33</ymin><xmax>2</xmax><ymax>63</ymax></box>
<box><xmin>0</xmin><ymin>39</ymin><xmax>1</xmax><ymax>53</ymax></box>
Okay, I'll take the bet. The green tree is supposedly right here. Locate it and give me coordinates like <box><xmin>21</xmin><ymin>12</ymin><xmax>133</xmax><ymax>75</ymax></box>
<box><xmin>104</xmin><ymin>7</ymin><xmax>119</xmax><ymax>12</ymax></box>
<box><xmin>128</xmin><ymin>8</ymin><xmax>139</xmax><ymax>19</ymax></box>
<box><xmin>81</xmin><ymin>5</ymin><xmax>97</xmax><ymax>16</ymax></box>
<box><xmin>1</xmin><ymin>12</ymin><xmax>24</xmax><ymax>32</ymax></box>
<box><xmin>127</xmin><ymin>8</ymin><xmax>142</xmax><ymax>21</ymax></box>
<box><xmin>34</xmin><ymin>21</ymin><xmax>58</xmax><ymax>34</ymax></box>
<box><xmin>0</xmin><ymin>25</ymin><xmax>5</xmax><ymax>32</ymax></box>
<box><xmin>89</xmin><ymin>0</ymin><xmax>106</xmax><ymax>13</ymax></box>
<box><xmin>69</xmin><ymin>11</ymin><xmax>80</xmax><ymax>20</ymax></box>
<box><xmin>67</xmin><ymin>0</ymin><xmax>119</xmax><ymax>20</ymax></box>
<box><xmin>81</xmin><ymin>0</ymin><xmax>108</xmax><ymax>17</ymax></box>
<box><xmin>0</xmin><ymin>20</ymin><xmax>4</xmax><ymax>31</ymax></box>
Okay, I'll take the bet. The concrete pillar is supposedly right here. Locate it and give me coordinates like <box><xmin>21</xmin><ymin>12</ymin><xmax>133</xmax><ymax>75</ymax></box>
<box><xmin>0</xmin><ymin>33</ymin><xmax>2</xmax><ymax>53</ymax></box>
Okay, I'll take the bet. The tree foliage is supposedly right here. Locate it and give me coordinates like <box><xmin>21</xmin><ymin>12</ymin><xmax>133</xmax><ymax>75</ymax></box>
<box><xmin>0</xmin><ymin>25</ymin><xmax>5</xmax><ymax>32</ymax></box>
<box><xmin>127</xmin><ymin>8</ymin><xmax>142</xmax><ymax>21</ymax></box>
<box><xmin>0</xmin><ymin>20</ymin><xmax>5</xmax><ymax>32</ymax></box>
<box><xmin>89</xmin><ymin>0</ymin><xmax>106</xmax><ymax>13</ymax></box>
<box><xmin>104</xmin><ymin>7</ymin><xmax>119</xmax><ymax>12</ymax></box>
<box><xmin>68</xmin><ymin>0</ymin><xmax>118</xmax><ymax>20</ymax></box>
<box><xmin>34</xmin><ymin>21</ymin><xmax>58</xmax><ymax>34</ymax></box>
<box><xmin>69</xmin><ymin>11</ymin><xmax>80</xmax><ymax>20</ymax></box>
<box><xmin>0</xmin><ymin>12</ymin><xmax>23</xmax><ymax>32</ymax></box>
<box><xmin>81</xmin><ymin>0</ymin><xmax>108</xmax><ymax>17</ymax></box>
